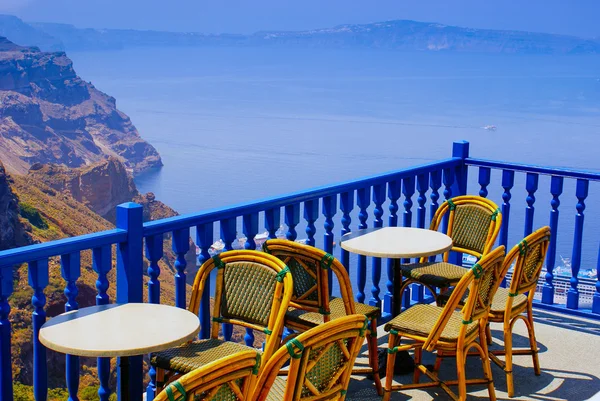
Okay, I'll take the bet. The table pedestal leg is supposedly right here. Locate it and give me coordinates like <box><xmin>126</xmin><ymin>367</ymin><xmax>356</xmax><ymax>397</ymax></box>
<box><xmin>118</xmin><ymin>356</ymin><xmax>129</xmax><ymax>401</ymax></box>
<box><xmin>392</xmin><ymin>259</ymin><xmax>402</xmax><ymax>317</ymax></box>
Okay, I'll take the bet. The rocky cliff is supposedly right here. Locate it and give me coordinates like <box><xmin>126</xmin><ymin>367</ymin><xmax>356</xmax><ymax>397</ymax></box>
<box><xmin>0</xmin><ymin>36</ymin><xmax>162</xmax><ymax>175</ymax></box>
<box><xmin>0</xmin><ymin>160</ymin><xmax>33</xmax><ymax>250</ymax></box>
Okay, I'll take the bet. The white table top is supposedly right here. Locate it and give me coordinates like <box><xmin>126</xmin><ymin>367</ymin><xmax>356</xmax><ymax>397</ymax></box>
<box><xmin>39</xmin><ymin>303</ymin><xmax>200</xmax><ymax>357</ymax></box>
<box><xmin>340</xmin><ymin>227</ymin><xmax>453</xmax><ymax>259</ymax></box>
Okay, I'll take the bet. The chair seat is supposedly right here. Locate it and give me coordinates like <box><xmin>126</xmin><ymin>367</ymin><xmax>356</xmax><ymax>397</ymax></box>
<box><xmin>384</xmin><ymin>304</ymin><xmax>478</xmax><ymax>343</ymax></box>
<box><xmin>265</xmin><ymin>376</ymin><xmax>288</xmax><ymax>401</ymax></box>
<box><xmin>285</xmin><ymin>296</ymin><xmax>380</xmax><ymax>328</ymax></box>
<box><xmin>489</xmin><ymin>287</ymin><xmax>528</xmax><ymax>318</ymax></box>
<box><xmin>401</xmin><ymin>262</ymin><xmax>469</xmax><ymax>287</ymax></box>
<box><xmin>150</xmin><ymin>338</ymin><xmax>256</xmax><ymax>374</ymax></box>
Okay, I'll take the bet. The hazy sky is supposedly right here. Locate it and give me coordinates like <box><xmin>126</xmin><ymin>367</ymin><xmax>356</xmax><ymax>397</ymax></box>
<box><xmin>2</xmin><ymin>0</ymin><xmax>599</xmax><ymax>38</ymax></box>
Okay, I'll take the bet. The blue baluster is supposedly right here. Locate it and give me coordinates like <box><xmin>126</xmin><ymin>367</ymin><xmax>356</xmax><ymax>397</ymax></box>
<box><xmin>339</xmin><ymin>191</ymin><xmax>354</xmax><ymax>271</ymax></box>
<box><xmin>452</xmin><ymin>141</ymin><xmax>470</xmax><ymax>196</ymax></box>
<box><xmin>524</xmin><ymin>173</ymin><xmax>539</xmax><ymax>237</ymax></box>
<box><xmin>567</xmin><ymin>179</ymin><xmax>588</xmax><ymax>310</ymax></box>
<box><xmin>172</xmin><ymin>228</ymin><xmax>190</xmax><ymax>309</ymax></box>
<box><xmin>543</xmin><ymin>176</ymin><xmax>563</xmax><ymax>305</ymax></box>
<box><xmin>285</xmin><ymin>204</ymin><xmax>300</xmax><ymax>242</ymax></box>
<box><xmin>356</xmin><ymin>187</ymin><xmax>370</xmax><ymax>304</ymax></box>
<box><xmin>303</xmin><ymin>200</ymin><xmax>319</xmax><ymax>247</ymax></box>
<box><xmin>146</xmin><ymin>235</ymin><xmax>163</xmax><ymax>305</ymax></box>
<box><xmin>93</xmin><ymin>246</ymin><xmax>111</xmax><ymax>401</ymax></box>
<box><xmin>499</xmin><ymin>170</ymin><xmax>515</xmax><ymax>249</ymax></box>
<box><xmin>242</xmin><ymin>213</ymin><xmax>259</xmax><ymax>346</ymax></box>
<box><xmin>478</xmin><ymin>167</ymin><xmax>491</xmax><ymax>198</ymax></box>
<box><xmin>29</xmin><ymin>259</ymin><xmax>48</xmax><ymax>401</ymax></box>
<box><xmin>413</xmin><ymin>174</ymin><xmax>428</xmax><ymax>302</ymax></box>
<box><xmin>370</xmin><ymin>184</ymin><xmax>385</xmax><ymax>309</ymax></box>
<box><xmin>220</xmin><ymin>218</ymin><xmax>236</xmax><ymax>340</ymax></box>
<box><xmin>429</xmin><ymin>170</ymin><xmax>442</xmax><ymax>223</ymax></box>
<box><xmin>384</xmin><ymin>180</ymin><xmax>400</xmax><ymax>318</ymax></box>
<box><xmin>265</xmin><ymin>208</ymin><xmax>280</xmax><ymax>240</ymax></box>
<box><xmin>402</xmin><ymin>177</ymin><xmax>415</xmax><ymax>306</ymax></box>
<box><xmin>195</xmin><ymin>223</ymin><xmax>213</xmax><ymax>339</ymax></box>
<box><xmin>61</xmin><ymin>253</ymin><xmax>81</xmax><ymax>401</ymax></box>
<box><xmin>322</xmin><ymin>195</ymin><xmax>337</xmax><ymax>296</ymax></box>
<box><xmin>442</xmin><ymin>167</ymin><xmax>455</xmax><ymax>265</ymax></box>
<box><xmin>593</xmin><ymin>243</ymin><xmax>600</xmax><ymax>314</ymax></box>
<box><xmin>0</xmin><ymin>266</ymin><xmax>13</xmax><ymax>401</ymax></box>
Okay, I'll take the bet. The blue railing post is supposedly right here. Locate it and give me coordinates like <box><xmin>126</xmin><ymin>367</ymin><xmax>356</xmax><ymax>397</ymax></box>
<box><xmin>0</xmin><ymin>266</ymin><xmax>12</xmax><ymax>401</ymax></box>
<box><xmin>172</xmin><ymin>228</ymin><xmax>190</xmax><ymax>309</ymax></box>
<box><xmin>452</xmin><ymin>140</ymin><xmax>469</xmax><ymax>196</ymax></box>
<box><xmin>93</xmin><ymin>246</ymin><xmax>112</xmax><ymax>401</ymax></box>
<box><xmin>385</xmin><ymin>180</ymin><xmax>400</xmax><ymax>318</ymax></box>
<box><xmin>242</xmin><ymin>212</ymin><xmax>259</xmax><ymax>347</ymax></box>
<box><xmin>524</xmin><ymin>173</ymin><xmax>539</xmax><ymax>237</ymax></box>
<box><xmin>195</xmin><ymin>223</ymin><xmax>213</xmax><ymax>339</ymax></box>
<box><xmin>543</xmin><ymin>176</ymin><xmax>563</xmax><ymax>305</ymax></box>
<box><xmin>303</xmin><ymin>201</ymin><xmax>319</xmax><ymax>247</ymax></box>
<box><xmin>144</xmin><ymin>235</ymin><xmax>162</xmax><ymax>401</ymax></box>
<box><xmin>322</xmin><ymin>196</ymin><xmax>337</xmax><ymax>296</ymax></box>
<box><xmin>61</xmin><ymin>252</ymin><xmax>81</xmax><ymax>401</ymax></box>
<box><xmin>593</xmin><ymin>243</ymin><xmax>600</xmax><ymax>314</ymax></box>
<box><xmin>567</xmin><ymin>179</ymin><xmax>588</xmax><ymax>310</ymax></box>
<box><xmin>29</xmin><ymin>259</ymin><xmax>49</xmax><ymax>401</ymax></box>
<box><xmin>478</xmin><ymin>167</ymin><xmax>491</xmax><ymax>198</ymax></box>
<box><xmin>116</xmin><ymin>202</ymin><xmax>144</xmax><ymax>401</ymax></box>
<box><xmin>265</xmin><ymin>208</ymin><xmax>280</xmax><ymax>240</ymax></box>
<box><xmin>220</xmin><ymin>218</ymin><xmax>236</xmax><ymax>340</ymax></box>
<box><xmin>499</xmin><ymin>170</ymin><xmax>515</xmax><ymax>249</ymax></box>
<box><xmin>370</xmin><ymin>184</ymin><xmax>385</xmax><ymax>309</ymax></box>
<box><xmin>285</xmin><ymin>204</ymin><xmax>300</xmax><ymax>242</ymax></box>
<box><xmin>339</xmin><ymin>191</ymin><xmax>354</xmax><ymax>272</ymax></box>
<box><xmin>402</xmin><ymin>176</ymin><xmax>415</xmax><ymax>306</ymax></box>
<box><xmin>356</xmin><ymin>187</ymin><xmax>370</xmax><ymax>304</ymax></box>
<box><xmin>413</xmin><ymin>173</ymin><xmax>428</xmax><ymax>302</ymax></box>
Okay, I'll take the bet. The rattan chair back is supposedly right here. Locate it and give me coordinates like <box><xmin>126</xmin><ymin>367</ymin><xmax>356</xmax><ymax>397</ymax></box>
<box><xmin>428</xmin><ymin>195</ymin><xmax>501</xmax><ymax>262</ymax></box>
<box><xmin>155</xmin><ymin>350</ymin><xmax>260</xmax><ymax>401</ymax></box>
<box><xmin>262</xmin><ymin>239</ymin><xmax>355</xmax><ymax>320</ymax></box>
<box><xmin>251</xmin><ymin>314</ymin><xmax>369</xmax><ymax>401</ymax></box>
<box><xmin>424</xmin><ymin>246</ymin><xmax>505</xmax><ymax>350</ymax></box>
<box><xmin>502</xmin><ymin>226</ymin><xmax>551</xmax><ymax>304</ymax></box>
<box><xmin>188</xmin><ymin>250</ymin><xmax>293</xmax><ymax>363</ymax></box>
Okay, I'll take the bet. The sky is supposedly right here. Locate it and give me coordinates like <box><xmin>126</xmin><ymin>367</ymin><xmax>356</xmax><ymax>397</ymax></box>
<box><xmin>1</xmin><ymin>0</ymin><xmax>599</xmax><ymax>38</ymax></box>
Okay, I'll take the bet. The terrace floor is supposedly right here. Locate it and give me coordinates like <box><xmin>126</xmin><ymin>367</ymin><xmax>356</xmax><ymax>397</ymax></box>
<box><xmin>346</xmin><ymin>308</ymin><xmax>600</xmax><ymax>400</ymax></box>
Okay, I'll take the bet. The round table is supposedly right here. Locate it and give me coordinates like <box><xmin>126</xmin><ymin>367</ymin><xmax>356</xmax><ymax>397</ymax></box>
<box><xmin>40</xmin><ymin>303</ymin><xmax>200</xmax><ymax>401</ymax></box>
<box><xmin>340</xmin><ymin>227</ymin><xmax>452</xmax><ymax>316</ymax></box>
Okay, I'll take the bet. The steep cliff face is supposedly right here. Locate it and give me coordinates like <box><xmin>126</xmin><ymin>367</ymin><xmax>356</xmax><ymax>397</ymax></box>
<box><xmin>0</xmin><ymin>36</ymin><xmax>162</xmax><ymax>175</ymax></box>
<box><xmin>0</xmin><ymin>160</ymin><xmax>33</xmax><ymax>250</ymax></box>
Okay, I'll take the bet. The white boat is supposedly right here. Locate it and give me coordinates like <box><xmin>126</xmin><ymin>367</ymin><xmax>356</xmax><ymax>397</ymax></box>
<box><xmin>482</xmin><ymin>125</ymin><xmax>497</xmax><ymax>131</ymax></box>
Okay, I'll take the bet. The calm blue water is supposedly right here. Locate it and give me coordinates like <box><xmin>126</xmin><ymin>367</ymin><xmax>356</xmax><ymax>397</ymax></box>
<box><xmin>68</xmin><ymin>48</ymin><xmax>600</xmax><ymax>286</ymax></box>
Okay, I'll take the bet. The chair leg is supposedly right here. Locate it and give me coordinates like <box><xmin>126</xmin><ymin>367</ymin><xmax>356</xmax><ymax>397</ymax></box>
<box><xmin>480</xmin><ymin>333</ymin><xmax>497</xmax><ymax>401</ymax></box>
<box><xmin>433</xmin><ymin>350</ymin><xmax>444</xmax><ymax>373</ymax></box>
<box><xmin>413</xmin><ymin>347</ymin><xmax>422</xmax><ymax>384</ymax></box>
<box><xmin>526</xmin><ymin>303</ymin><xmax>541</xmax><ymax>376</ymax></box>
<box><xmin>456</xmin><ymin>347</ymin><xmax>467</xmax><ymax>401</ymax></box>
<box><xmin>383</xmin><ymin>333</ymin><xmax>399</xmax><ymax>401</ymax></box>
<box><xmin>368</xmin><ymin>318</ymin><xmax>383</xmax><ymax>396</ymax></box>
<box><xmin>486</xmin><ymin>323</ymin><xmax>493</xmax><ymax>345</ymax></box>
<box><xmin>504</xmin><ymin>320</ymin><xmax>515</xmax><ymax>398</ymax></box>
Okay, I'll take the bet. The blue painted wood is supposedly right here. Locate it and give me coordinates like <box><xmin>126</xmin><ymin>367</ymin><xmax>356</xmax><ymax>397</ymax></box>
<box><xmin>220</xmin><ymin>218</ymin><xmax>236</xmax><ymax>340</ymax></box>
<box><xmin>92</xmin><ymin>246</ymin><xmax>111</xmax><ymax>401</ymax></box>
<box><xmin>322</xmin><ymin>195</ymin><xmax>337</xmax><ymax>296</ymax></box>
<box><xmin>402</xmin><ymin>177</ymin><xmax>415</xmax><ymax>306</ymax></box>
<box><xmin>242</xmin><ymin>213</ymin><xmax>258</xmax><ymax>347</ymax></box>
<box><xmin>356</xmin><ymin>187</ymin><xmax>370</xmax><ymax>304</ymax></box>
<box><xmin>478</xmin><ymin>167</ymin><xmax>491</xmax><ymax>198</ymax></box>
<box><xmin>141</xmin><ymin>159</ymin><xmax>460</xmax><ymax>237</ymax></box>
<box><xmin>370</xmin><ymin>184</ymin><xmax>385</xmax><ymax>309</ymax></box>
<box><xmin>303</xmin><ymin>200</ymin><xmax>319</xmax><ymax>247</ymax></box>
<box><xmin>442</xmin><ymin>166</ymin><xmax>459</xmax><ymax>265</ymax></box>
<box><xmin>339</xmin><ymin>191</ymin><xmax>354</xmax><ymax>271</ymax></box>
<box><xmin>195</xmin><ymin>223</ymin><xmax>213</xmax><ymax>339</ymax></box>
<box><xmin>264</xmin><ymin>208</ymin><xmax>281</xmax><ymax>240</ymax></box>
<box><xmin>284</xmin><ymin>204</ymin><xmax>300</xmax><ymax>241</ymax></box>
<box><xmin>567</xmin><ymin>179</ymin><xmax>589</xmax><ymax>310</ymax></box>
<box><xmin>499</xmin><ymin>170</ymin><xmax>515</xmax><ymax>249</ymax></box>
<box><xmin>172</xmin><ymin>228</ymin><xmax>190</xmax><ymax>309</ymax></box>
<box><xmin>115</xmin><ymin>202</ymin><xmax>144</xmax><ymax>401</ymax></box>
<box><xmin>61</xmin><ymin>253</ymin><xmax>81</xmax><ymax>401</ymax></box>
<box><xmin>0</xmin><ymin>266</ymin><xmax>13</xmax><ymax>401</ymax></box>
<box><xmin>429</xmin><ymin>170</ymin><xmax>442</xmax><ymax>222</ymax></box>
<box><xmin>29</xmin><ymin>259</ymin><xmax>49</xmax><ymax>401</ymax></box>
<box><xmin>593</xmin><ymin>243</ymin><xmax>600</xmax><ymax>314</ymax></box>
<box><xmin>466</xmin><ymin>158</ymin><xmax>600</xmax><ymax>182</ymax></box>
<box><xmin>384</xmin><ymin>180</ymin><xmax>401</xmax><ymax>317</ymax></box>
<box><xmin>412</xmin><ymin>173</ymin><xmax>428</xmax><ymax>302</ymax></box>
<box><xmin>524</xmin><ymin>173</ymin><xmax>539</xmax><ymax>237</ymax></box>
<box><xmin>452</xmin><ymin>140</ymin><xmax>470</xmax><ymax>196</ymax></box>
<box><xmin>543</xmin><ymin>176</ymin><xmax>563</xmax><ymax>305</ymax></box>
<box><xmin>145</xmin><ymin>235</ymin><xmax>163</xmax><ymax>305</ymax></box>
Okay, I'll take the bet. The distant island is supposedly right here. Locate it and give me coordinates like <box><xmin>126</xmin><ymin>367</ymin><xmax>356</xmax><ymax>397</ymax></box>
<box><xmin>1</xmin><ymin>14</ymin><xmax>599</xmax><ymax>54</ymax></box>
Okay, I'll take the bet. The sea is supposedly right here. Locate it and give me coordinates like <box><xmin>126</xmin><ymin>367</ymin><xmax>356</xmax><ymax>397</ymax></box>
<box><xmin>67</xmin><ymin>47</ymin><xmax>600</xmax><ymax>301</ymax></box>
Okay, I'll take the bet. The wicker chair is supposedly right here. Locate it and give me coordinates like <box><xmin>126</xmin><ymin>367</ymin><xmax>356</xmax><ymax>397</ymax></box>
<box><xmin>488</xmin><ymin>226</ymin><xmax>550</xmax><ymax>397</ymax></box>
<box><xmin>154</xmin><ymin>350</ymin><xmax>261</xmax><ymax>401</ymax></box>
<box><xmin>398</xmin><ymin>195</ymin><xmax>502</xmax><ymax>304</ymax></box>
<box><xmin>383</xmin><ymin>246</ymin><xmax>506</xmax><ymax>401</ymax></box>
<box><xmin>150</xmin><ymin>250</ymin><xmax>293</xmax><ymax>391</ymax></box>
<box><xmin>262</xmin><ymin>239</ymin><xmax>383</xmax><ymax>395</ymax></box>
<box><xmin>251</xmin><ymin>314</ymin><xmax>369</xmax><ymax>401</ymax></box>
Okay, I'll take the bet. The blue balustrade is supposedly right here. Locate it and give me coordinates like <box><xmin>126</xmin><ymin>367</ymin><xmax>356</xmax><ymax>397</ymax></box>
<box><xmin>412</xmin><ymin>173</ymin><xmax>428</xmax><ymax>302</ymax></box>
<box><xmin>220</xmin><ymin>218</ymin><xmax>236</xmax><ymax>340</ymax></box>
<box><xmin>2</xmin><ymin>141</ymin><xmax>600</xmax><ymax>401</ymax></box>
<box><xmin>401</xmin><ymin>176</ymin><xmax>415</xmax><ymax>306</ymax></box>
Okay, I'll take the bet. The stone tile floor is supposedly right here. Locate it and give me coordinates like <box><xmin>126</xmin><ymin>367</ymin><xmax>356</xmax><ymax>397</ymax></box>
<box><xmin>346</xmin><ymin>309</ymin><xmax>600</xmax><ymax>400</ymax></box>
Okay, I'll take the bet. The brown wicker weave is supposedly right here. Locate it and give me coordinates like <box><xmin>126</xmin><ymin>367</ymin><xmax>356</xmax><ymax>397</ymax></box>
<box><xmin>251</xmin><ymin>314</ymin><xmax>369</xmax><ymax>401</ymax></box>
<box><xmin>487</xmin><ymin>226</ymin><xmax>550</xmax><ymax>397</ymax></box>
<box><xmin>262</xmin><ymin>239</ymin><xmax>383</xmax><ymax>395</ymax></box>
<box><xmin>398</xmin><ymin>195</ymin><xmax>502</xmax><ymax>304</ymax></box>
<box><xmin>150</xmin><ymin>250</ymin><xmax>293</xmax><ymax>394</ymax></box>
<box><xmin>154</xmin><ymin>350</ymin><xmax>260</xmax><ymax>401</ymax></box>
<box><xmin>383</xmin><ymin>246</ymin><xmax>506</xmax><ymax>401</ymax></box>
